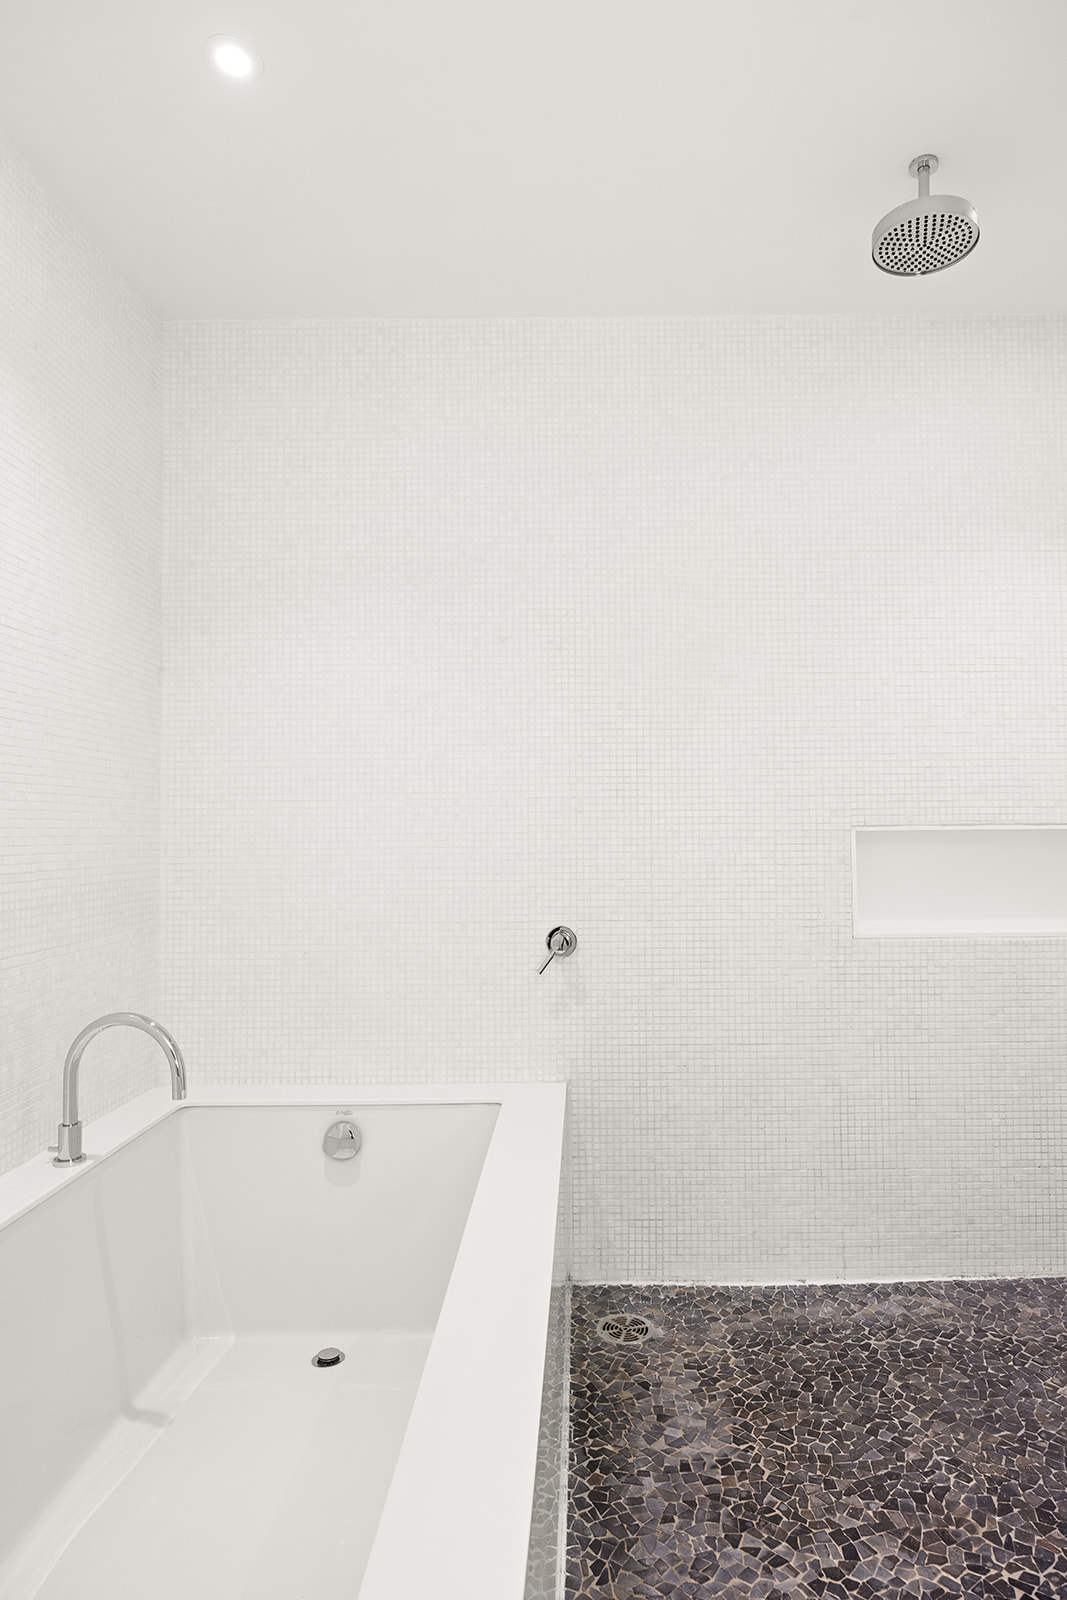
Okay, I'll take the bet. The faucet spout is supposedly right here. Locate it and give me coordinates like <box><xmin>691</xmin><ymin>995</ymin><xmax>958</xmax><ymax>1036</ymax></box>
<box><xmin>54</xmin><ymin>1013</ymin><xmax>187</xmax><ymax>1165</ymax></box>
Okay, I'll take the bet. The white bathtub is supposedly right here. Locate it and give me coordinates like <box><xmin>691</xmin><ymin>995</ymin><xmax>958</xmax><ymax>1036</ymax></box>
<box><xmin>0</xmin><ymin>1083</ymin><xmax>567</xmax><ymax>1600</ymax></box>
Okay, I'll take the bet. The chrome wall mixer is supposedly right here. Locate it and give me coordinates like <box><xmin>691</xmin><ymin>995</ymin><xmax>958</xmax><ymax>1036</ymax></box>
<box><xmin>538</xmin><ymin>926</ymin><xmax>577</xmax><ymax>974</ymax></box>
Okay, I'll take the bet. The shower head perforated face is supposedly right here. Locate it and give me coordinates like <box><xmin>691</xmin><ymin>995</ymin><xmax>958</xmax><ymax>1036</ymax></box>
<box><xmin>872</xmin><ymin>155</ymin><xmax>980</xmax><ymax>276</ymax></box>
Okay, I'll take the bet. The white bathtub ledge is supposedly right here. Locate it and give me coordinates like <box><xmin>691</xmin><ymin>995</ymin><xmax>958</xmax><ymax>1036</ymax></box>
<box><xmin>359</xmin><ymin>1085</ymin><xmax>568</xmax><ymax>1600</ymax></box>
<box><xmin>0</xmin><ymin>1088</ymin><xmax>176</xmax><ymax>1230</ymax></box>
<box><xmin>0</xmin><ymin>1082</ymin><xmax>564</xmax><ymax>1233</ymax></box>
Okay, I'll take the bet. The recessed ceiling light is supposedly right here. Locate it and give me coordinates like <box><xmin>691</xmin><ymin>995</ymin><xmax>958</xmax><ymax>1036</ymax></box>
<box><xmin>204</xmin><ymin>35</ymin><xmax>264</xmax><ymax>80</ymax></box>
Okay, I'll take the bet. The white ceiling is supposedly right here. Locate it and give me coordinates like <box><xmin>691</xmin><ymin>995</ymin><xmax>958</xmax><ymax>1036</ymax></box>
<box><xmin>0</xmin><ymin>0</ymin><xmax>1064</xmax><ymax>318</ymax></box>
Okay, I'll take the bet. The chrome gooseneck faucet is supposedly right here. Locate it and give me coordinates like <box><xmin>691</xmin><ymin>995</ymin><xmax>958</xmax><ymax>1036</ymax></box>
<box><xmin>53</xmin><ymin>1013</ymin><xmax>187</xmax><ymax>1165</ymax></box>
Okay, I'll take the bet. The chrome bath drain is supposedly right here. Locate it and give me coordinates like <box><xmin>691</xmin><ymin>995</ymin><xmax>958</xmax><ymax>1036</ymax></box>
<box><xmin>312</xmin><ymin>1347</ymin><xmax>345</xmax><ymax>1367</ymax></box>
<box><xmin>595</xmin><ymin>1313</ymin><xmax>652</xmax><ymax>1346</ymax></box>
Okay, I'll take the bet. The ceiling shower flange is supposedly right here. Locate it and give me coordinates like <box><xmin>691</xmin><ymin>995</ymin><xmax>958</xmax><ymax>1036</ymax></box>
<box><xmin>908</xmin><ymin>153</ymin><xmax>939</xmax><ymax>180</ymax></box>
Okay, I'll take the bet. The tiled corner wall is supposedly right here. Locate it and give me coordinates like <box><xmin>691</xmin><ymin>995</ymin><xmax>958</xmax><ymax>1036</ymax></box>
<box><xmin>526</xmin><ymin>1281</ymin><xmax>571</xmax><ymax>1600</ymax></box>
<box><xmin>162</xmin><ymin>317</ymin><xmax>1067</xmax><ymax>1283</ymax></box>
<box><xmin>0</xmin><ymin>133</ymin><xmax>163</xmax><ymax>1173</ymax></box>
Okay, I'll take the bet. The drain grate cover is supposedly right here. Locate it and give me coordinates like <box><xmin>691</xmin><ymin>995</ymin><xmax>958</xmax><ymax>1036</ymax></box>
<box><xmin>596</xmin><ymin>1313</ymin><xmax>653</xmax><ymax>1346</ymax></box>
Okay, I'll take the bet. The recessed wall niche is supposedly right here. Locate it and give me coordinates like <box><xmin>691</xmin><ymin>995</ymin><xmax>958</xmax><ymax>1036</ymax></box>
<box><xmin>852</xmin><ymin>827</ymin><xmax>1067</xmax><ymax>938</ymax></box>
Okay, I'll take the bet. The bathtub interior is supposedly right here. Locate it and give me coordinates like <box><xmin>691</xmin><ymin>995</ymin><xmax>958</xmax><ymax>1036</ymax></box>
<box><xmin>0</xmin><ymin>1101</ymin><xmax>499</xmax><ymax>1599</ymax></box>
<box><xmin>180</xmin><ymin>1103</ymin><xmax>500</xmax><ymax>1334</ymax></box>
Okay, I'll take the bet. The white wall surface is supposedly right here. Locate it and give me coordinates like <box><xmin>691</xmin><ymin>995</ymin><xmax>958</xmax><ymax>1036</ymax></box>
<box><xmin>162</xmin><ymin>317</ymin><xmax>1067</xmax><ymax>1283</ymax></box>
<box><xmin>8</xmin><ymin>112</ymin><xmax>1065</xmax><ymax>1284</ymax></box>
<box><xmin>0</xmin><ymin>133</ymin><xmax>163</xmax><ymax>1174</ymax></box>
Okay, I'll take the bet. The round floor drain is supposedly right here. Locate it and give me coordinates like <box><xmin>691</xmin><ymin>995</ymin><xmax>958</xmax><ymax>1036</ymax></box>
<box><xmin>312</xmin><ymin>1347</ymin><xmax>345</xmax><ymax>1367</ymax></box>
<box><xmin>595</xmin><ymin>1313</ymin><xmax>652</xmax><ymax>1346</ymax></box>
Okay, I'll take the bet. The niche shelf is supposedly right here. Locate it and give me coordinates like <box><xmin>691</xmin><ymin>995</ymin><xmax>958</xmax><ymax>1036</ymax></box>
<box><xmin>851</xmin><ymin>826</ymin><xmax>1067</xmax><ymax>938</ymax></box>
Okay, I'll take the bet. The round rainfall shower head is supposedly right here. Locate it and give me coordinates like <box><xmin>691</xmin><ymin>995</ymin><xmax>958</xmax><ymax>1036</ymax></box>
<box><xmin>872</xmin><ymin>154</ymin><xmax>979</xmax><ymax>276</ymax></box>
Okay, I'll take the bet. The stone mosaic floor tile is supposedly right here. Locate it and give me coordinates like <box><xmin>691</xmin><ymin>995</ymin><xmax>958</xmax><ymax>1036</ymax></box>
<box><xmin>567</xmin><ymin>1280</ymin><xmax>1067</xmax><ymax>1599</ymax></box>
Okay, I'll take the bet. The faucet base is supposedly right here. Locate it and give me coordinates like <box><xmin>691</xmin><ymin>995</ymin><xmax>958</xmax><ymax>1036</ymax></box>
<box><xmin>53</xmin><ymin>1122</ymin><xmax>84</xmax><ymax>1164</ymax></box>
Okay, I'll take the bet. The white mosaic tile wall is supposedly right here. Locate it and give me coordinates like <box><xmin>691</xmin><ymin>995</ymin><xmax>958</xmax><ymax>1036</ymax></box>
<box><xmin>162</xmin><ymin>317</ymin><xmax>1067</xmax><ymax>1284</ymax></box>
<box><xmin>0</xmin><ymin>133</ymin><xmax>163</xmax><ymax>1174</ymax></box>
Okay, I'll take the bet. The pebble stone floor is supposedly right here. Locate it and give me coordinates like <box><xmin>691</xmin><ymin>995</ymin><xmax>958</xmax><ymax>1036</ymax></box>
<box><xmin>567</xmin><ymin>1280</ymin><xmax>1067</xmax><ymax>1599</ymax></box>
